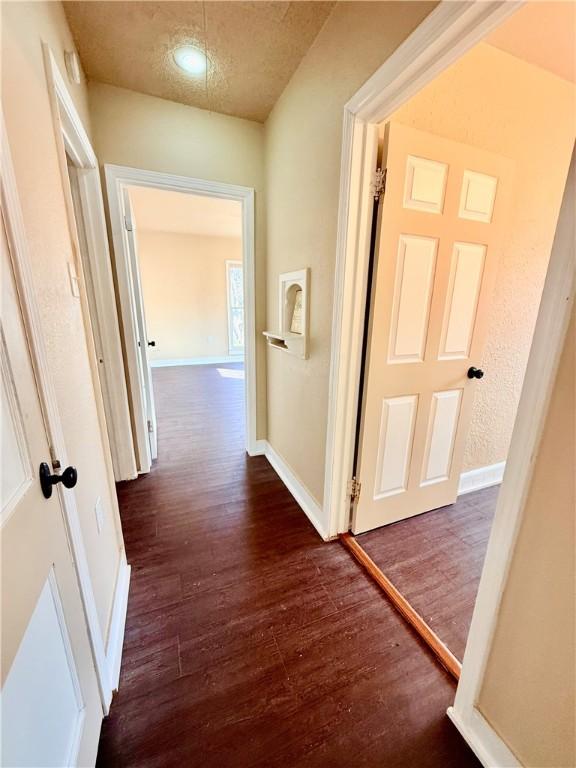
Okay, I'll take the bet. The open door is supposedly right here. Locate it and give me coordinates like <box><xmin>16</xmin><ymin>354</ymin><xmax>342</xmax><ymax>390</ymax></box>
<box><xmin>1</xmin><ymin>218</ymin><xmax>103</xmax><ymax>765</ymax></box>
<box><xmin>353</xmin><ymin>122</ymin><xmax>513</xmax><ymax>534</ymax></box>
<box><xmin>122</xmin><ymin>191</ymin><xmax>158</xmax><ymax>465</ymax></box>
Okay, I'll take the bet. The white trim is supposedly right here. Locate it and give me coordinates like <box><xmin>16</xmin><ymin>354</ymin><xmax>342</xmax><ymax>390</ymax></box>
<box><xmin>458</xmin><ymin>462</ymin><xmax>505</xmax><ymax>496</ymax></box>
<box><xmin>263</xmin><ymin>441</ymin><xmax>329</xmax><ymax>541</ymax></box>
<box><xmin>320</xmin><ymin>1</ymin><xmax>576</xmax><ymax>761</ymax></box>
<box><xmin>104</xmin><ymin>164</ymin><xmax>259</xmax><ymax>457</ymax></box>
<box><xmin>150</xmin><ymin>355</ymin><xmax>243</xmax><ymax>368</ymax></box>
<box><xmin>1</xmin><ymin>114</ymin><xmax>112</xmax><ymax>713</ymax></box>
<box><xmin>42</xmin><ymin>45</ymin><xmax>136</xmax><ymax>483</ymax></box>
<box><xmin>249</xmin><ymin>439</ymin><xmax>267</xmax><ymax>457</ymax></box>
<box><xmin>453</xmin><ymin>146</ymin><xmax>575</xmax><ymax>753</ymax></box>
<box><xmin>447</xmin><ymin>707</ymin><xmax>521</xmax><ymax>767</ymax></box>
<box><xmin>324</xmin><ymin>0</ymin><xmax>524</xmax><ymax>540</ymax></box>
<box><xmin>105</xmin><ymin>554</ymin><xmax>131</xmax><ymax>691</ymax></box>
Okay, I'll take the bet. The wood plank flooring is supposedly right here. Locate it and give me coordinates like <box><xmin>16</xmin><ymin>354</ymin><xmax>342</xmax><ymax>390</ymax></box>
<box><xmin>357</xmin><ymin>486</ymin><xmax>499</xmax><ymax>661</ymax></box>
<box><xmin>97</xmin><ymin>363</ymin><xmax>480</xmax><ymax>767</ymax></box>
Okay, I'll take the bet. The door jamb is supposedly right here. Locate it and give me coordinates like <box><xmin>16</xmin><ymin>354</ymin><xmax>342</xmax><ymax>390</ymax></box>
<box><xmin>324</xmin><ymin>0</ymin><xmax>524</xmax><ymax>539</ymax></box>
<box><xmin>1</xmin><ymin>114</ymin><xmax>114</xmax><ymax>713</ymax></box>
<box><xmin>42</xmin><ymin>46</ymin><xmax>134</xmax><ymax>705</ymax></box>
<box><xmin>42</xmin><ymin>45</ymin><xmax>137</xmax><ymax>483</ymax></box>
<box><xmin>104</xmin><ymin>164</ymin><xmax>259</xmax><ymax>458</ymax></box>
<box><xmin>322</xmin><ymin>2</ymin><xmax>575</xmax><ymax>764</ymax></box>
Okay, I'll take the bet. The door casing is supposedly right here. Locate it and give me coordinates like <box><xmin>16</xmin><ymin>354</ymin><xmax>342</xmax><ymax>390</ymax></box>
<box><xmin>43</xmin><ymin>44</ymin><xmax>136</xmax><ymax>483</ymax></box>
<box><xmin>1</xmin><ymin>111</ymin><xmax>122</xmax><ymax>714</ymax></box>
<box><xmin>324</xmin><ymin>1</ymin><xmax>574</xmax><ymax>764</ymax></box>
<box><xmin>41</xmin><ymin>46</ymin><xmax>132</xmax><ymax>702</ymax></box>
<box><xmin>105</xmin><ymin>164</ymin><xmax>259</xmax><ymax>465</ymax></box>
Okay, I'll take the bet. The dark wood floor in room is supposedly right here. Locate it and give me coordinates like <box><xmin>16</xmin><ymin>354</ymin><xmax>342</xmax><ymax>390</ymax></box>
<box><xmin>358</xmin><ymin>486</ymin><xmax>499</xmax><ymax>661</ymax></box>
<box><xmin>97</xmin><ymin>363</ymin><xmax>480</xmax><ymax>768</ymax></box>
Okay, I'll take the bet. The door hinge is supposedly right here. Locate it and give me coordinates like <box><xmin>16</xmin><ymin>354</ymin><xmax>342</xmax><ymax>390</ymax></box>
<box><xmin>124</xmin><ymin>215</ymin><xmax>133</xmax><ymax>232</ymax></box>
<box><xmin>372</xmin><ymin>167</ymin><xmax>387</xmax><ymax>200</ymax></box>
<box><xmin>147</xmin><ymin>419</ymin><xmax>153</xmax><ymax>433</ymax></box>
<box><xmin>348</xmin><ymin>477</ymin><xmax>361</xmax><ymax>503</ymax></box>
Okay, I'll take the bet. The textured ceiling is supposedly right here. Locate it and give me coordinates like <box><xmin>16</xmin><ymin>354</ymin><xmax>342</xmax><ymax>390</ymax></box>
<box><xmin>486</xmin><ymin>1</ymin><xmax>576</xmax><ymax>84</ymax></box>
<box><xmin>63</xmin><ymin>1</ymin><xmax>335</xmax><ymax>122</ymax></box>
<box><xmin>129</xmin><ymin>187</ymin><xmax>242</xmax><ymax>238</ymax></box>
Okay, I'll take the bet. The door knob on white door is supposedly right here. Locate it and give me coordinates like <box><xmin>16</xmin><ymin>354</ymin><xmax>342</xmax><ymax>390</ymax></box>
<box><xmin>467</xmin><ymin>367</ymin><xmax>484</xmax><ymax>379</ymax></box>
<box><xmin>39</xmin><ymin>462</ymin><xmax>78</xmax><ymax>499</ymax></box>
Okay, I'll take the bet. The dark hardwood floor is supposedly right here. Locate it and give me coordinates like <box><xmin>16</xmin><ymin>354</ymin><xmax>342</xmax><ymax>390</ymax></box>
<box><xmin>358</xmin><ymin>486</ymin><xmax>499</xmax><ymax>661</ymax></box>
<box><xmin>97</xmin><ymin>363</ymin><xmax>480</xmax><ymax>767</ymax></box>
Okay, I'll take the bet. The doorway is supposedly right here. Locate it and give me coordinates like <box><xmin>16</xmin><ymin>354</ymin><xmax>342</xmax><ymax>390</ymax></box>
<box><xmin>343</xmin><ymin>1</ymin><xmax>575</xmax><ymax>671</ymax></box>
<box><xmin>327</xmin><ymin>1</ymin><xmax>575</xmax><ymax>734</ymax></box>
<box><xmin>104</xmin><ymin>165</ymin><xmax>258</xmax><ymax>473</ymax></box>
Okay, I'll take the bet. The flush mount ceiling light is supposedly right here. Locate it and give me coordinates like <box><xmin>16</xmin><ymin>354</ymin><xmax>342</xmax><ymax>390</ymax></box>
<box><xmin>173</xmin><ymin>45</ymin><xmax>208</xmax><ymax>76</ymax></box>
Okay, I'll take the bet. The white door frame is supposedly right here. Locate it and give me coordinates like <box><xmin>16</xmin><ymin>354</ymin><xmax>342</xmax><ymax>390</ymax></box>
<box><xmin>324</xmin><ymin>1</ymin><xmax>574</xmax><ymax>763</ymax></box>
<box><xmin>42</xmin><ymin>45</ymin><xmax>137</xmax><ymax>483</ymax></box>
<box><xmin>104</xmin><ymin>164</ymin><xmax>259</xmax><ymax>458</ymax></box>
<box><xmin>41</xmin><ymin>47</ymin><xmax>132</xmax><ymax>706</ymax></box>
<box><xmin>324</xmin><ymin>0</ymin><xmax>524</xmax><ymax>538</ymax></box>
<box><xmin>1</xmin><ymin>114</ymin><xmax>117</xmax><ymax>713</ymax></box>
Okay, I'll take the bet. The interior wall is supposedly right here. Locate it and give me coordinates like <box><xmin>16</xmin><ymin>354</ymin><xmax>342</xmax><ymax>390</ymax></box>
<box><xmin>264</xmin><ymin>0</ymin><xmax>436</xmax><ymax>513</ymax></box>
<box><xmin>390</xmin><ymin>43</ymin><xmax>575</xmax><ymax>473</ymax></box>
<box><xmin>88</xmin><ymin>81</ymin><xmax>266</xmax><ymax>437</ymax></box>
<box><xmin>478</xmin><ymin>302</ymin><xmax>575</xmax><ymax>767</ymax></box>
<box><xmin>136</xmin><ymin>230</ymin><xmax>242</xmax><ymax>362</ymax></box>
<box><xmin>2</xmin><ymin>2</ymin><xmax>124</xmax><ymax>643</ymax></box>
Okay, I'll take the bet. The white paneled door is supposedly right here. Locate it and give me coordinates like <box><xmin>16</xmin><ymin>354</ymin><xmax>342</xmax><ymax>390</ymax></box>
<box><xmin>123</xmin><ymin>191</ymin><xmax>158</xmax><ymax>464</ymax></box>
<box><xmin>353</xmin><ymin>122</ymin><xmax>513</xmax><ymax>534</ymax></box>
<box><xmin>1</xmin><ymin>220</ymin><xmax>102</xmax><ymax>765</ymax></box>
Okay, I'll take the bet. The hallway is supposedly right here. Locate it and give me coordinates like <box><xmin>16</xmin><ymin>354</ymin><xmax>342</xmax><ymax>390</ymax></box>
<box><xmin>97</xmin><ymin>363</ymin><xmax>480</xmax><ymax>767</ymax></box>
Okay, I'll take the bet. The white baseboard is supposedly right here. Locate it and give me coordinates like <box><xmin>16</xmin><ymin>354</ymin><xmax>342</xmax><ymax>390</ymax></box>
<box><xmin>458</xmin><ymin>461</ymin><xmax>506</xmax><ymax>496</ymax></box>
<box><xmin>247</xmin><ymin>439</ymin><xmax>266</xmax><ymax>457</ymax></box>
<box><xmin>263</xmin><ymin>441</ymin><xmax>329</xmax><ymax>540</ymax></box>
<box><xmin>447</xmin><ymin>706</ymin><xmax>521</xmax><ymax>767</ymax></box>
<box><xmin>105</xmin><ymin>552</ymin><xmax>131</xmax><ymax>692</ymax></box>
<box><xmin>150</xmin><ymin>355</ymin><xmax>244</xmax><ymax>368</ymax></box>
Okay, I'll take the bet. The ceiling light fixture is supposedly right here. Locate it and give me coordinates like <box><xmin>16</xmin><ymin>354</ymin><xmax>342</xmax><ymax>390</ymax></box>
<box><xmin>173</xmin><ymin>45</ymin><xmax>208</xmax><ymax>77</ymax></box>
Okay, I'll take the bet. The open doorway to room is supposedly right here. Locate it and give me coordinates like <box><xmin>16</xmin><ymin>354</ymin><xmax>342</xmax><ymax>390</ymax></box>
<box><xmin>112</xmin><ymin>183</ymin><xmax>247</xmax><ymax>472</ymax></box>
<box><xmin>128</xmin><ymin>186</ymin><xmax>244</xmax><ymax>465</ymax></box>
<box><xmin>343</xmin><ymin>2</ymin><xmax>575</xmax><ymax>671</ymax></box>
<box><xmin>103</xmin><ymin>166</ymin><xmax>257</xmax><ymax>475</ymax></box>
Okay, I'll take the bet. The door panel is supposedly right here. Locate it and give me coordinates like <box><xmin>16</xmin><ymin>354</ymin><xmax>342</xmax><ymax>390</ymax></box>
<box><xmin>353</xmin><ymin>122</ymin><xmax>513</xmax><ymax>534</ymax></box>
<box><xmin>421</xmin><ymin>389</ymin><xmax>463</xmax><ymax>486</ymax></box>
<box><xmin>2</xmin><ymin>572</ymin><xmax>85</xmax><ymax>768</ymax></box>
<box><xmin>123</xmin><ymin>192</ymin><xmax>158</xmax><ymax>463</ymax></box>
<box><xmin>374</xmin><ymin>395</ymin><xmax>418</xmax><ymax>498</ymax></box>
<box><xmin>439</xmin><ymin>243</ymin><xmax>486</xmax><ymax>359</ymax></box>
<box><xmin>1</xmin><ymin>219</ymin><xmax>102</xmax><ymax>764</ymax></box>
<box><xmin>389</xmin><ymin>235</ymin><xmax>437</xmax><ymax>363</ymax></box>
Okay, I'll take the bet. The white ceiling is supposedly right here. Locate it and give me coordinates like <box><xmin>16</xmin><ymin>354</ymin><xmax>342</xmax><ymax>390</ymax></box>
<box><xmin>129</xmin><ymin>187</ymin><xmax>242</xmax><ymax>238</ymax></box>
<box><xmin>486</xmin><ymin>2</ymin><xmax>576</xmax><ymax>84</ymax></box>
<box><xmin>63</xmin><ymin>1</ymin><xmax>335</xmax><ymax>122</ymax></box>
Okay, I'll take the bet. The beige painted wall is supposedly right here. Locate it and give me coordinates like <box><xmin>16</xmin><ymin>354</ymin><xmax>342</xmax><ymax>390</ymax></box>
<box><xmin>88</xmin><ymin>81</ymin><xmax>266</xmax><ymax>437</ymax></box>
<box><xmin>264</xmin><ymin>1</ymin><xmax>436</xmax><ymax>511</ymax></box>
<box><xmin>2</xmin><ymin>2</ymin><xmax>123</xmax><ymax>641</ymax></box>
<box><xmin>478</xmin><ymin>303</ymin><xmax>575</xmax><ymax>767</ymax></box>
<box><xmin>137</xmin><ymin>231</ymin><xmax>242</xmax><ymax>361</ymax></box>
<box><xmin>391</xmin><ymin>43</ymin><xmax>575</xmax><ymax>472</ymax></box>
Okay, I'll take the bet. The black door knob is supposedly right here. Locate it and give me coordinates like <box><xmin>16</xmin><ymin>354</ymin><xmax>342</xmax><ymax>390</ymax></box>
<box><xmin>467</xmin><ymin>366</ymin><xmax>484</xmax><ymax>380</ymax></box>
<box><xmin>39</xmin><ymin>462</ymin><xmax>78</xmax><ymax>499</ymax></box>
<box><xmin>147</xmin><ymin>340</ymin><xmax>156</xmax><ymax>347</ymax></box>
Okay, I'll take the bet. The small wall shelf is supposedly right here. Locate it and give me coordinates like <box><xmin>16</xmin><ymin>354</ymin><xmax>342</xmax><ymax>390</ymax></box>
<box><xmin>263</xmin><ymin>268</ymin><xmax>309</xmax><ymax>359</ymax></box>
